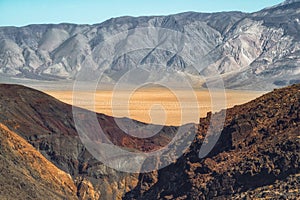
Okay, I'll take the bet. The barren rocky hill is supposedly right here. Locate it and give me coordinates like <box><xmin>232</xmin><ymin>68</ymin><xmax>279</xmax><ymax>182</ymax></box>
<box><xmin>0</xmin><ymin>123</ymin><xmax>78</xmax><ymax>199</ymax></box>
<box><xmin>1</xmin><ymin>0</ymin><xmax>300</xmax><ymax>90</ymax></box>
<box><xmin>125</xmin><ymin>84</ymin><xmax>300</xmax><ymax>199</ymax></box>
<box><xmin>0</xmin><ymin>83</ymin><xmax>299</xmax><ymax>199</ymax></box>
<box><xmin>0</xmin><ymin>84</ymin><xmax>183</xmax><ymax>199</ymax></box>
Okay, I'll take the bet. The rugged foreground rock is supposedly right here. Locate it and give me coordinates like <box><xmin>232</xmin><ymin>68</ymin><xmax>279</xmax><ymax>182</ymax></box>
<box><xmin>0</xmin><ymin>84</ymin><xmax>181</xmax><ymax>199</ymax></box>
<box><xmin>124</xmin><ymin>84</ymin><xmax>300</xmax><ymax>199</ymax></box>
<box><xmin>0</xmin><ymin>83</ymin><xmax>299</xmax><ymax>199</ymax></box>
<box><xmin>0</xmin><ymin>123</ymin><xmax>78</xmax><ymax>199</ymax></box>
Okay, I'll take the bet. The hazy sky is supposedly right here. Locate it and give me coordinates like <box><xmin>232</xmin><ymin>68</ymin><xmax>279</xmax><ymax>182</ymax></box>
<box><xmin>0</xmin><ymin>0</ymin><xmax>283</xmax><ymax>27</ymax></box>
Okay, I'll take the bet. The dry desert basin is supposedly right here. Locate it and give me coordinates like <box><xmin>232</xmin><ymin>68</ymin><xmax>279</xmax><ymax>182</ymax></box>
<box><xmin>44</xmin><ymin>87</ymin><xmax>265</xmax><ymax>126</ymax></box>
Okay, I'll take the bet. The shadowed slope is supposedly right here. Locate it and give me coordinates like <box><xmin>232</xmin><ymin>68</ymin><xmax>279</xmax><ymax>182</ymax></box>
<box><xmin>0</xmin><ymin>84</ymin><xmax>185</xmax><ymax>199</ymax></box>
<box><xmin>125</xmin><ymin>84</ymin><xmax>300</xmax><ymax>199</ymax></box>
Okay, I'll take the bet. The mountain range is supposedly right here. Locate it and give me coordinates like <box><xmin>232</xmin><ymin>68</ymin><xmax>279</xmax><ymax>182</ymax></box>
<box><xmin>1</xmin><ymin>0</ymin><xmax>300</xmax><ymax>90</ymax></box>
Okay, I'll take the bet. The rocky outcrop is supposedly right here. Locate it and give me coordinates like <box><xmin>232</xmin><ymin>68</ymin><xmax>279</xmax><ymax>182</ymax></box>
<box><xmin>124</xmin><ymin>84</ymin><xmax>300</xmax><ymax>199</ymax></box>
<box><xmin>232</xmin><ymin>173</ymin><xmax>300</xmax><ymax>199</ymax></box>
<box><xmin>0</xmin><ymin>123</ymin><xmax>78</xmax><ymax>199</ymax></box>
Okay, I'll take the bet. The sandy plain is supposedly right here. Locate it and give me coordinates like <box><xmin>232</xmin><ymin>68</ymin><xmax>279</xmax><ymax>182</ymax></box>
<box><xmin>44</xmin><ymin>88</ymin><xmax>265</xmax><ymax>126</ymax></box>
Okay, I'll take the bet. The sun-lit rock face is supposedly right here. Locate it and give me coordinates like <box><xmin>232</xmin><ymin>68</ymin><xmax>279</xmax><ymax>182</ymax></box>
<box><xmin>0</xmin><ymin>1</ymin><xmax>300</xmax><ymax>90</ymax></box>
<box><xmin>0</xmin><ymin>123</ymin><xmax>78</xmax><ymax>199</ymax></box>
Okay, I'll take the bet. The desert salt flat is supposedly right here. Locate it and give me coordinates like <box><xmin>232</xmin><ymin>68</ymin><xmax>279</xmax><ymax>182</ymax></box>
<box><xmin>44</xmin><ymin>88</ymin><xmax>265</xmax><ymax>126</ymax></box>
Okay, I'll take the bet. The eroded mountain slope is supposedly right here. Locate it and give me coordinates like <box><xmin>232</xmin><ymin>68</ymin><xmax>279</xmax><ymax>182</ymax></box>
<box><xmin>124</xmin><ymin>84</ymin><xmax>300</xmax><ymax>199</ymax></box>
<box><xmin>0</xmin><ymin>83</ymin><xmax>299</xmax><ymax>199</ymax></box>
<box><xmin>0</xmin><ymin>123</ymin><xmax>78</xmax><ymax>199</ymax></box>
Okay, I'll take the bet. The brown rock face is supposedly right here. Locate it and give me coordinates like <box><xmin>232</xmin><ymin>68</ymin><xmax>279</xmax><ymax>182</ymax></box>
<box><xmin>0</xmin><ymin>123</ymin><xmax>78</xmax><ymax>199</ymax></box>
<box><xmin>0</xmin><ymin>83</ymin><xmax>299</xmax><ymax>199</ymax></box>
<box><xmin>124</xmin><ymin>84</ymin><xmax>300</xmax><ymax>199</ymax></box>
<box><xmin>0</xmin><ymin>84</ymin><xmax>182</xmax><ymax>199</ymax></box>
<box><xmin>75</xmin><ymin>177</ymin><xmax>100</xmax><ymax>200</ymax></box>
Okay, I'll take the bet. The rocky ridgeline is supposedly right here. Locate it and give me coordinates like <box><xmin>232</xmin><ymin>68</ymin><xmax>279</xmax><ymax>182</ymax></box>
<box><xmin>0</xmin><ymin>84</ymin><xmax>299</xmax><ymax>199</ymax></box>
<box><xmin>124</xmin><ymin>84</ymin><xmax>300</xmax><ymax>199</ymax></box>
<box><xmin>0</xmin><ymin>84</ymin><xmax>180</xmax><ymax>199</ymax></box>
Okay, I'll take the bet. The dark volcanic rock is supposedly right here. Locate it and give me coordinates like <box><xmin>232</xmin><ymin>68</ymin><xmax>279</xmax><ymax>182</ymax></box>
<box><xmin>124</xmin><ymin>84</ymin><xmax>300</xmax><ymax>199</ymax></box>
<box><xmin>232</xmin><ymin>173</ymin><xmax>300</xmax><ymax>199</ymax></box>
